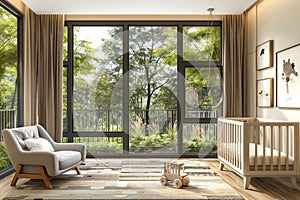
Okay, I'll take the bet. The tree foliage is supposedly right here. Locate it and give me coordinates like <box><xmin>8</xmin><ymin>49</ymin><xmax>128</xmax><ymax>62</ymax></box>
<box><xmin>65</xmin><ymin>25</ymin><xmax>222</xmax><ymax>135</ymax></box>
<box><xmin>183</xmin><ymin>26</ymin><xmax>221</xmax><ymax>61</ymax></box>
<box><xmin>128</xmin><ymin>26</ymin><xmax>177</xmax><ymax>126</ymax></box>
<box><xmin>0</xmin><ymin>7</ymin><xmax>17</xmax><ymax>109</ymax></box>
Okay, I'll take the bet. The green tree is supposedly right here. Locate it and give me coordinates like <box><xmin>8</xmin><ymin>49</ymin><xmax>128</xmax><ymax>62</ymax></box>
<box><xmin>0</xmin><ymin>7</ymin><xmax>18</xmax><ymax>109</ymax></box>
<box><xmin>129</xmin><ymin>26</ymin><xmax>177</xmax><ymax>131</ymax></box>
<box><xmin>185</xmin><ymin>68</ymin><xmax>221</xmax><ymax>110</ymax></box>
<box><xmin>63</xmin><ymin>27</ymin><xmax>100</xmax><ymax>111</ymax></box>
<box><xmin>183</xmin><ymin>26</ymin><xmax>221</xmax><ymax>61</ymax></box>
<box><xmin>98</xmin><ymin>26</ymin><xmax>178</xmax><ymax>130</ymax></box>
<box><xmin>99</xmin><ymin>25</ymin><xmax>222</xmax><ymax>133</ymax></box>
<box><xmin>183</xmin><ymin>26</ymin><xmax>222</xmax><ymax>111</ymax></box>
<box><xmin>94</xmin><ymin>27</ymin><xmax>123</xmax><ymax>109</ymax></box>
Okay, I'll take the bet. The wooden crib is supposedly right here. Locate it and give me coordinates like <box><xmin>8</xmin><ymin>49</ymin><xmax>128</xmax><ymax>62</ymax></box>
<box><xmin>218</xmin><ymin>117</ymin><xmax>299</xmax><ymax>189</ymax></box>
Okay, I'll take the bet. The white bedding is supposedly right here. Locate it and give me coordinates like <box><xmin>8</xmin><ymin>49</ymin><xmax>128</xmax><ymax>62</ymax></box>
<box><xmin>221</xmin><ymin>143</ymin><xmax>294</xmax><ymax>166</ymax></box>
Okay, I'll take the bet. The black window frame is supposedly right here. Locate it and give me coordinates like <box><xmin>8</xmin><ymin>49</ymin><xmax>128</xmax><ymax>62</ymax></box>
<box><xmin>0</xmin><ymin>0</ymin><xmax>24</xmax><ymax>127</ymax></box>
<box><xmin>63</xmin><ymin>21</ymin><xmax>222</xmax><ymax>158</ymax></box>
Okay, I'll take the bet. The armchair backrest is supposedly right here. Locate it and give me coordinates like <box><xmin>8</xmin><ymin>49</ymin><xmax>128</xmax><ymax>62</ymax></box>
<box><xmin>2</xmin><ymin>125</ymin><xmax>55</xmax><ymax>150</ymax></box>
<box><xmin>2</xmin><ymin>125</ymin><xmax>55</xmax><ymax>170</ymax></box>
<box><xmin>10</xmin><ymin>126</ymin><xmax>40</xmax><ymax>150</ymax></box>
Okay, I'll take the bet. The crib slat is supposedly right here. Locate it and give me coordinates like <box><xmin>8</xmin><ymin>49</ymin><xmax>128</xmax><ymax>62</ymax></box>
<box><xmin>238</xmin><ymin>125</ymin><xmax>241</xmax><ymax>169</ymax></box>
<box><xmin>226</xmin><ymin>122</ymin><xmax>229</xmax><ymax>162</ymax></box>
<box><xmin>230</xmin><ymin>124</ymin><xmax>233</xmax><ymax>165</ymax></box>
<box><xmin>234</xmin><ymin>124</ymin><xmax>237</xmax><ymax>167</ymax></box>
<box><xmin>262</xmin><ymin>126</ymin><xmax>266</xmax><ymax>171</ymax></box>
<box><xmin>231</xmin><ymin>124</ymin><xmax>234</xmax><ymax>165</ymax></box>
<box><xmin>243</xmin><ymin>123</ymin><xmax>249</xmax><ymax>174</ymax></box>
<box><xmin>270</xmin><ymin>126</ymin><xmax>274</xmax><ymax>171</ymax></box>
<box><xmin>278</xmin><ymin>126</ymin><xmax>282</xmax><ymax>171</ymax></box>
<box><xmin>254</xmin><ymin>126</ymin><xmax>258</xmax><ymax>172</ymax></box>
<box><xmin>226</xmin><ymin>123</ymin><xmax>229</xmax><ymax>163</ymax></box>
<box><xmin>286</xmin><ymin>126</ymin><xmax>289</xmax><ymax>171</ymax></box>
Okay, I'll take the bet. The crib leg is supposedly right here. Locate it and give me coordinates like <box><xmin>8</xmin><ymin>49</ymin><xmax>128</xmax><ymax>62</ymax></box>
<box><xmin>219</xmin><ymin>162</ymin><xmax>224</xmax><ymax>171</ymax></box>
<box><xmin>290</xmin><ymin>176</ymin><xmax>297</xmax><ymax>189</ymax></box>
<box><xmin>243</xmin><ymin>176</ymin><xmax>251</xmax><ymax>189</ymax></box>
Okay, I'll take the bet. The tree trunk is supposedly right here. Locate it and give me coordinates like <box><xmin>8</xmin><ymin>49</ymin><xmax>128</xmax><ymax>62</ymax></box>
<box><xmin>145</xmin><ymin>65</ymin><xmax>151</xmax><ymax>136</ymax></box>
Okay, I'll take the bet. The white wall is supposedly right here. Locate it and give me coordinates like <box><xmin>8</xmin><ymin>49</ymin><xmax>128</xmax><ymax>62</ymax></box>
<box><xmin>248</xmin><ymin>0</ymin><xmax>300</xmax><ymax>121</ymax></box>
<box><xmin>247</xmin><ymin>6</ymin><xmax>257</xmax><ymax>117</ymax></box>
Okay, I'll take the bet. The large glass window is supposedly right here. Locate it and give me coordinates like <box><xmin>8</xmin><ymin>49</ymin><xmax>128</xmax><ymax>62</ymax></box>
<box><xmin>64</xmin><ymin>22</ymin><xmax>222</xmax><ymax>157</ymax></box>
<box><xmin>0</xmin><ymin>0</ymin><xmax>23</xmax><ymax>174</ymax></box>
<box><xmin>0</xmin><ymin>6</ymin><xmax>18</xmax><ymax>117</ymax></box>
<box><xmin>182</xmin><ymin>25</ymin><xmax>222</xmax><ymax>156</ymax></box>
<box><xmin>0</xmin><ymin>1</ymin><xmax>23</xmax><ymax>129</ymax></box>
<box><xmin>73</xmin><ymin>26</ymin><xmax>123</xmax><ymax>132</ymax></box>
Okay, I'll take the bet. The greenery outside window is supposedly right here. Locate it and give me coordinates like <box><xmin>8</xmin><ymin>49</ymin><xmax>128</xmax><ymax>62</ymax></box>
<box><xmin>63</xmin><ymin>21</ymin><xmax>222</xmax><ymax>157</ymax></box>
<box><xmin>0</xmin><ymin>0</ymin><xmax>23</xmax><ymax>176</ymax></box>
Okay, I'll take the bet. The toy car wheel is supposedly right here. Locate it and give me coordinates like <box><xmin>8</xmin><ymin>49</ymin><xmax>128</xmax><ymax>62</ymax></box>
<box><xmin>160</xmin><ymin>176</ymin><xmax>168</xmax><ymax>186</ymax></box>
<box><xmin>182</xmin><ymin>176</ymin><xmax>190</xmax><ymax>186</ymax></box>
<box><xmin>173</xmin><ymin>179</ymin><xmax>182</xmax><ymax>188</ymax></box>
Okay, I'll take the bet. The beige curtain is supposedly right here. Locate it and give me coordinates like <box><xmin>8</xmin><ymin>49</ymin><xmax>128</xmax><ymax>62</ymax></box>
<box><xmin>223</xmin><ymin>14</ymin><xmax>248</xmax><ymax>117</ymax></box>
<box><xmin>24</xmin><ymin>7</ymin><xmax>38</xmax><ymax>126</ymax></box>
<box><xmin>24</xmin><ymin>7</ymin><xmax>64</xmax><ymax>142</ymax></box>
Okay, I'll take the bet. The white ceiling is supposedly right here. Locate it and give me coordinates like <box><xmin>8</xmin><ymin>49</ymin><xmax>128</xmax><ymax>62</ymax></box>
<box><xmin>21</xmin><ymin>0</ymin><xmax>257</xmax><ymax>15</ymax></box>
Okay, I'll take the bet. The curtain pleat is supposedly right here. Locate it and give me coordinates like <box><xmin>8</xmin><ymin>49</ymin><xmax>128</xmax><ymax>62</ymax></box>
<box><xmin>223</xmin><ymin>14</ymin><xmax>248</xmax><ymax>117</ymax></box>
<box><xmin>24</xmin><ymin>7</ymin><xmax>64</xmax><ymax>142</ymax></box>
<box><xmin>24</xmin><ymin>7</ymin><xmax>38</xmax><ymax>126</ymax></box>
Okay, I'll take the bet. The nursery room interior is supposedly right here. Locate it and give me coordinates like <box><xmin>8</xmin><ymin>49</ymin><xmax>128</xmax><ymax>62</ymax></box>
<box><xmin>1</xmin><ymin>0</ymin><xmax>300</xmax><ymax>199</ymax></box>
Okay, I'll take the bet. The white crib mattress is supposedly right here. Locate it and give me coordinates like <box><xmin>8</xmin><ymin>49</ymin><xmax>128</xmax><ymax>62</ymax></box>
<box><xmin>221</xmin><ymin>143</ymin><xmax>294</xmax><ymax>166</ymax></box>
<box><xmin>249</xmin><ymin>143</ymin><xmax>294</xmax><ymax>166</ymax></box>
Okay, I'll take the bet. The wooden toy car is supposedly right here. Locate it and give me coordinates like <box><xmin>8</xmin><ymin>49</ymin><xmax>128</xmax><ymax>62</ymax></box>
<box><xmin>160</xmin><ymin>162</ymin><xmax>190</xmax><ymax>188</ymax></box>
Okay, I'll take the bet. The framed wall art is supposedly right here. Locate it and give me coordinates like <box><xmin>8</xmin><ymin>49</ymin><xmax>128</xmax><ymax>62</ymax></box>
<box><xmin>276</xmin><ymin>44</ymin><xmax>300</xmax><ymax>108</ymax></box>
<box><xmin>257</xmin><ymin>78</ymin><xmax>273</xmax><ymax>107</ymax></box>
<box><xmin>256</xmin><ymin>40</ymin><xmax>273</xmax><ymax>70</ymax></box>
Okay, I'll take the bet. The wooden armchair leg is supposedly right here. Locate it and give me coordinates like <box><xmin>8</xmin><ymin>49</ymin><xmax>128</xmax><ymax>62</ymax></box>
<box><xmin>39</xmin><ymin>166</ymin><xmax>52</xmax><ymax>189</ymax></box>
<box><xmin>75</xmin><ymin>166</ymin><xmax>81</xmax><ymax>175</ymax></box>
<box><xmin>10</xmin><ymin>165</ymin><xmax>53</xmax><ymax>189</ymax></box>
<box><xmin>11</xmin><ymin>165</ymin><xmax>23</xmax><ymax>186</ymax></box>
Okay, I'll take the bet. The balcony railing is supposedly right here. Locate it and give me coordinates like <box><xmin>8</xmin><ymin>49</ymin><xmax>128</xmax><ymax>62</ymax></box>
<box><xmin>64</xmin><ymin>108</ymin><xmax>221</xmax><ymax>154</ymax></box>
<box><xmin>67</xmin><ymin>108</ymin><xmax>220</xmax><ymax>134</ymax></box>
<box><xmin>0</xmin><ymin>109</ymin><xmax>16</xmax><ymax>141</ymax></box>
<box><xmin>70</xmin><ymin>109</ymin><xmax>178</xmax><ymax>132</ymax></box>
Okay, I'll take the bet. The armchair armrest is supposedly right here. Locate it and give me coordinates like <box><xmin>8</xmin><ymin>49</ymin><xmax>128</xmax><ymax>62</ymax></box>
<box><xmin>17</xmin><ymin>151</ymin><xmax>59</xmax><ymax>176</ymax></box>
<box><xmin>52</xmin><ymin>143</ymin><xmax>86</xmax><ymax>162</ymax></box>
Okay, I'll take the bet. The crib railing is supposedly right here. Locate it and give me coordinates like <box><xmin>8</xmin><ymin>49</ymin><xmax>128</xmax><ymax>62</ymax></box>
<box><xmin>218</xmin><ymin>118</ymin><xmax>245</xmax><ymax>173</ymax></box>
<box><xmin>218</xmin><ymin>118</ymin><xmax>300</xmax><ymax>176</ymax></box>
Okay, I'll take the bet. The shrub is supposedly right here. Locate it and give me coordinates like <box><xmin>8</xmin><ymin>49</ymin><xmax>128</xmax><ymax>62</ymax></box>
<box><xmin>0</xmin><ymin>144</ymin><xmax>11</xmax><ymax>171</ymax></box>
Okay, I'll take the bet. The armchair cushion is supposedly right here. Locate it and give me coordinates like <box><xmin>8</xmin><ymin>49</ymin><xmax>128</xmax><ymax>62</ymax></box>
<box><xmin>24</xmin><ymin>138</ymin><xmax>55</xmax><ymax>152</ymax></box>
<box><xmin>54</xmin><ymin>151</ymin><xmax>82</xmax><ymax>170</ymax></box>
<box><xmin>13</xmin><ymin>126</ymin><xmax>39</xmax><ymax>149</ymax></box>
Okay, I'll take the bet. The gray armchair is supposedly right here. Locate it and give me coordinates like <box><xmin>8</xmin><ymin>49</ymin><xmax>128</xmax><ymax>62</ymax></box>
<box><xmin>2</xmin><ymin>125</ymin><xmax>86</xmax><ymax>189</ymax></box>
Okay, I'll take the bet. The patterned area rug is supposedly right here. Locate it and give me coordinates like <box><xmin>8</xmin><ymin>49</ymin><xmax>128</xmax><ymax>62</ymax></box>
<box><xmin>4</xmin><ymin>159</ymin><xmax>244</xmax><ymax>200</ymax></box>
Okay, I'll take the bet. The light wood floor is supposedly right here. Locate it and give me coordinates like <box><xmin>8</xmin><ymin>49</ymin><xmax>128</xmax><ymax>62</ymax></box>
<box><xmin>206</xmin><ymin>159</ymin><xmax>300</xmax><ymax>200</ymax></box>
<box><xmin>1</xmin><ymin>159</ymin><xmax>300</xmax><ymax>200</ymax></box>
